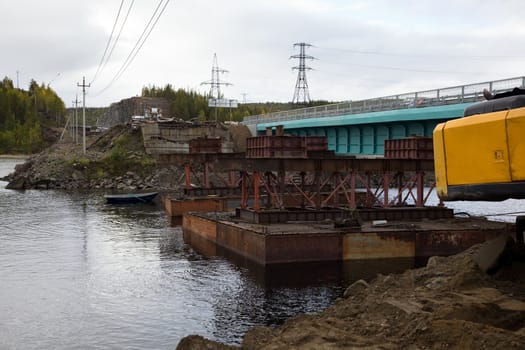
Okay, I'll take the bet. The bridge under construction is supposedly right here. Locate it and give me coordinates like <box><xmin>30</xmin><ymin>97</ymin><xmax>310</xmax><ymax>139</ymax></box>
<box><xmin>153</xmin><ymin>77</ymin><xmax>521</xmax><ymax>265</ymax></box>
<box><xmin>242</xmin><ymin>76</ymin><xmax>525</xmax><ymax>156</ymax></box>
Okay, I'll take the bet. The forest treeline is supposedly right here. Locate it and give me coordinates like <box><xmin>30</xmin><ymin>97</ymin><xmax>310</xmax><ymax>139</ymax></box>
<box><xmin>0</xmin><ymin>76</ymin><xmax>65</xmax><ymax>153</ymax></box>
<box><xmin>0</xmin><ymin>77</ymin><xmax>331</xmax><ymax>154</ymax></box>
<box><xmin>141</xmin><ymin>84</ymin><xmax>332</xmax><ymax>121</ymax></box>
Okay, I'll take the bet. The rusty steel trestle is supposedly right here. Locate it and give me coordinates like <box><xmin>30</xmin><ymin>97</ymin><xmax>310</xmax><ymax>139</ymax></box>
<box><xmin>239</xmin><ymin>170</ymin><xmax>438</xmax><ymax>212</ymax></box>
<box><xmin>184</xmin><ymin>162</ymin><xmax>239</xmax><ymax>190</ymax></box>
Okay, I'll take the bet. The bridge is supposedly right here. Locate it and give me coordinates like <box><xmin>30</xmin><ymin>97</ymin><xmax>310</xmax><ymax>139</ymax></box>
<box><xmin>242</xmin><ymin>76</ymin><xmax>525</xmax><ymax>156</ymax></box>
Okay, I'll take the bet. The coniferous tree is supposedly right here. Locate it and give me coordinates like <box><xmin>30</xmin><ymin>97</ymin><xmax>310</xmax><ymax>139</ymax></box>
<box><xmin>0</xmin><ymin>76</ymin><xmax>65</xmax><ymax>153</ymax></box>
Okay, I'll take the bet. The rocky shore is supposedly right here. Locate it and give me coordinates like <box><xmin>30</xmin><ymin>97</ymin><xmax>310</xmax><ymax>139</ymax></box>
<box><xmin>1</xmin><ymin>125</ymin><xmax>184</xmax><ymax>191</ymax></box>
<box><xmin>177</xmin><ymin>239</ymin><xmax>525</xmax><ymax>349</ymax></box>
<box><xmin>2</xmin><ymin>151</ymin><xmax>160</xmax><ymax>190</ymax></box>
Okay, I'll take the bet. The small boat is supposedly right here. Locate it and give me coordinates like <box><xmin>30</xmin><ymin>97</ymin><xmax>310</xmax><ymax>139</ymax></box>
<box><xmin>104</xmin><ymin>192</ymin><xmax>158</xmax><ymax>204</ymax></box>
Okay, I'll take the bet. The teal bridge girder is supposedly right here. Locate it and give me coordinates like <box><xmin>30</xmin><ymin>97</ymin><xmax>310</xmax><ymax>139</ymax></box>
<box><xmin>243</xmin><ymin>76</ymin><xmax>525</xmax><ymax>156</ymax></box>
<box><xmin>259</xmin><ymin>103</ymin><xmax>470</xmax><ymax>156</ymax></box>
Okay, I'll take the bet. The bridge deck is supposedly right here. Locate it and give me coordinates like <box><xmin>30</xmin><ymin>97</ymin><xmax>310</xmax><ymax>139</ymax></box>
<box><xmin>243</xmin><ymin>76</ymin><xmax>525</xmax><ymax>125</ymax></box>
<box><xmin>241</xmin><ymin>77</ymin><xmax>525</xmax><ymax>156</ymax></box>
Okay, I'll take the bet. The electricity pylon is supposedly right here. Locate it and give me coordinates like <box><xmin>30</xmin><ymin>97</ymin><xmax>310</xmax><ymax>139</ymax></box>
<box><xmin>201</xmin><ymin>53</ymin><xmax>231</xmax><ymax>100</ymax></box>
<box><xmin>290</xmin><ymin>42</ymin><xmax>315</xmax><ymax>104</ymax></box>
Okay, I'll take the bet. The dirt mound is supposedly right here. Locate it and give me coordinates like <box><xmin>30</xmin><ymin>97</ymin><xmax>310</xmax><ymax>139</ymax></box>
<box><xmin>228</xmin><ymin>124</ymin><xmax>252</xmax><ymax>152</ymax></box>
<box><xmin>177</xmin><ymin>240</ymin><xmax>525</xmax><ymax>349</ymax></box>
<box><xmin>88</xmin><ymin>125</ymin><xmax>131</xmax><ymax>153</ymax></box>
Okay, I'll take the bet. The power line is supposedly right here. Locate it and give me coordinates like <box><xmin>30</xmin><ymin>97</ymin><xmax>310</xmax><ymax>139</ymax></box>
<box><xmin>94</xmin><ymin>0</ymin><xmax>170</xmax><ymax>95</ymax></box>
<box><xmin>95</xmin><ymin>0</ymin><xmax>165</xmax><ymax>94</ymax></box>
<box><xmin>110</xmin><ymin>0</ymin><xmax>170</xmax><ymax>86</ymax></box>
<box><xmin>90</xmin><ymin>0</ymin><xmax>125</xmax><ymax>85</ymax></box>
<box><xmin>96</xmin><ymin>0</ymin><xmax>136</xmax><ymax>84</ymax></box>
<box><xmin>314</xmin><ymin>49</ymin><xmax>484</xmax><ymax>75</ymax></box>
<box><xmin>329</xmin><ymin>61</ymin><xmax>482</xmax><ymax>75</ymax></box>
<box><xmin>317</xmin><ymin>45</ymin><xmax>525</xmax><ymax>60</ymax></box>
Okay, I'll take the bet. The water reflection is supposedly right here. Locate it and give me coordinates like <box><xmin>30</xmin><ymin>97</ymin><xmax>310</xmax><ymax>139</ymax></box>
<box><xmin>5</xmin><ymin>156</ymin><xmax>523</xmax><ymax>349</ymax></box>
<box><xmin>182</xmin><ymin>229</ymin><xmax>425</xmax><ymax>344</ymax></box>
<box><xmin>184</xmin><ymin>228</ymin><xmax>416</xmax><ymax>287</ymax></box>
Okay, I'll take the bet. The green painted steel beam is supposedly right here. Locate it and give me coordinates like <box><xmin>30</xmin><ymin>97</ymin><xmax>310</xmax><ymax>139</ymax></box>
<box><xmin>256</xmin><ymin>103</ymin><xmax>473</xmax><ymax>132</ymax></box>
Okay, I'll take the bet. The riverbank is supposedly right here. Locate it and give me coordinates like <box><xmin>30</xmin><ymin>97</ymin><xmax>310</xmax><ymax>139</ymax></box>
<box><xmin>177</xmin><ymin>238</ymin><xmax>525</xmax><ymax>349</ymax></box>
<box><xmin>1</xmin><ymin>125</ymin><xmax>184</xmax><ymax>191</ymax></box>
<box><xmin>0</xmin><ymin>154</ymin><xmax>29</xmax><ymax>159</ymax></box>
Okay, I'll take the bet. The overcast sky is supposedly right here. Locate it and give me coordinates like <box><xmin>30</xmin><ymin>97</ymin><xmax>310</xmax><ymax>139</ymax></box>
<box><xmin>2</xmin><ymin>0</ymin><xmax>525</xmax><ymax>108</ymax></box>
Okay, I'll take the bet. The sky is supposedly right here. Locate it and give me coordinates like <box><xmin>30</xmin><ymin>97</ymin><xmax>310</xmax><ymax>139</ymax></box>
<box><xmin>2</xmin><ymin>0</ymin><xmax>525</xmax><ymax>108</ymax></box>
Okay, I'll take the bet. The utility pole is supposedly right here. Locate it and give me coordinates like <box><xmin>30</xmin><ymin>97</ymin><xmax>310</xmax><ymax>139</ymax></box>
<box><xmin>201</xmin><ymin>53</ymin><xmax>231</xmax><ymax>122</ymax></box>
<box><xmin>77</xmin><ymin>77</ymin><xmax>90</xmax><ymax>154</ymax></box>
<box><xmin>241</xmin><ymin>93</ymin><xmax>248</xmax><ymax>104</ymax></box>
<box><xmin>72</xmin><ymin>95</ymin><xmax>81</xmax><ymax>144</ymax></box>
<box><xmin>290</xmin><ymin>42</ymin><xmax>315</xmax><ymax>105</ymax></box>
<box><xmin>16</xmin><ymin>70</ymin><xmax>19</xmax><ymax>89</ymax></box>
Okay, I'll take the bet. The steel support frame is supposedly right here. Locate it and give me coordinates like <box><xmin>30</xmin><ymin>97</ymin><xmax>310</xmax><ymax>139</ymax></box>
<box><xmin>180</xmin><ymin>158</ymin><xmax>442</xmax><ymax>211</ymax></box>
<box><xmin>184</xmin><ymin>162</ymin><xmax>239</xmax><ymax>190</ymax></box>
<box><xmin>239</xmin><ymin>169</ymin><xmax>436</xmax><ymax>212</ymax></box>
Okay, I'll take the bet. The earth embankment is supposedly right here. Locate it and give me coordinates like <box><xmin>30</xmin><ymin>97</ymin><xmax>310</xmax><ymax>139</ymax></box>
<box><xmin>177</xmin><ymin>239</ymin><xmax>525</xmax><ymax>349</ymax></box>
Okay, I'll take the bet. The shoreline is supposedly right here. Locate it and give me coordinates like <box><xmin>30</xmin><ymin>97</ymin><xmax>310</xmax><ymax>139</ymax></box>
<box><xmin>0</xmin><ymin>154</ymin><xmax>30</xmax><ymax>160</ymax></box>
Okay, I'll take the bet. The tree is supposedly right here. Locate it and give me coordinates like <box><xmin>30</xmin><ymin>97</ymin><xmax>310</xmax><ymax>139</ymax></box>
<box><xmin>140</xmin><ymin>84</ymin><xmax>334</xmax><ymax>123</ymax></box>
<box><xmin>2</xmin><ymin>76</ymin><xmax>14</xmax><ymax>90</ymax></box>
<box><xmin>0</xmin><ymin>75</ymin><xmax>65</xmax><ymax>153</ymax></box>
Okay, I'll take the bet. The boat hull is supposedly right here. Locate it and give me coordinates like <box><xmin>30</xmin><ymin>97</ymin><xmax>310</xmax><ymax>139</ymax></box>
<box><xmin>104</xmin><ymin>192</ymin><xmax>158</xmax><ymax>204</ymax></box>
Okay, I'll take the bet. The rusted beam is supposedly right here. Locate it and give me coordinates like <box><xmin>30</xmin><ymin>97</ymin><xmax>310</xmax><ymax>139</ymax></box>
<box><xmin>237</xmin><ymin>207</ymin><xmax>454</xmax><ymax>224</ymax></box>
<box><xmin>253</xmin><ymin>171</ymin><xmax>260</xmax><ymax>211</ymax></box>
<box><xmin>184</xmin><ymin>163</ymin><xmax>191</xmax><ymax>190</ymax></box>
<box><xmin>159</xmin><ymin>153</ymin><xmax>434</xmax><ymax>173</ymax></box>
<box><xmin>204</xmin><ymin>162</ymin><xmax>210</xmax><ymax>188</ymax></box>
<box><xmin>241</xmin><ymin>172</ymin><xmax>248</xmax><ymax>209</ymax></box>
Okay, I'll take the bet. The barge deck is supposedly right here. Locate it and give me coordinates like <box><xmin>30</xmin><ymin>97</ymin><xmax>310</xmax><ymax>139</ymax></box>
<box><xmin>182</xmin><ymin>211</ymin><xmax>513</xmax><ymax>265</ymax></box>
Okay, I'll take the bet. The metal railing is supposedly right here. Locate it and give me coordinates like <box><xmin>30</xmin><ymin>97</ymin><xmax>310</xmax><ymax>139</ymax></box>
<box><xmin>243</xmin><ymin>76</ymin><xmax>525</xmax><ymax>125</ymax></box>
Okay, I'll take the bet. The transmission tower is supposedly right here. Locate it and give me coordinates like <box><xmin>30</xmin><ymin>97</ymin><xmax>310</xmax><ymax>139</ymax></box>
<box><xmin>290</xmin><ymin>42</ymin><xmax>315</xmax><ymax>104</ymax></box>
<box><xmin>201</xmin><ymin>53</ymin><xmax>231</xmax><ymax>100</ymax></box>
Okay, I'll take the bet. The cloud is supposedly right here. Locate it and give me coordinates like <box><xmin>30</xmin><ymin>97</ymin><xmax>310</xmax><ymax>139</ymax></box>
<box><xmin>1</xmin><ymin>0</ymin><xmax>524</xmax><ymax>108</ymax></box>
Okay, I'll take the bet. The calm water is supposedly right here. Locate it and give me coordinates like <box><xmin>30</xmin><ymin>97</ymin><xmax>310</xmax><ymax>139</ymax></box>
<box><xmin>1</xmin><ymin>158</ymin><xmax>525</xmax><ymax>349</ymax></box>
<box><xmin>0</xmin><ymin>159</ymin><xmax>349</xmax><ymax>349</ymax></box>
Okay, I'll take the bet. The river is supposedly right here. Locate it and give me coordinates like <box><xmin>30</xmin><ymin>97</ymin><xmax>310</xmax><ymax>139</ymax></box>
<box><xmin>1</xmin><ymin>158</ymin><xmax>524</xmax><ymax>349</ymax></box>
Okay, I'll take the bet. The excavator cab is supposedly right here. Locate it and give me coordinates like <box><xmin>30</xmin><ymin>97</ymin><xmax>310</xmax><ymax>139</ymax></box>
<box><xmin>433</xmin><ymin>94</ymin><xmax>525</xmax><ymax>202</ymax></box>
<box><xmin>433</xmin><ymin>92</ymin><xmax>525</xmax><ymax>245</ymax></box>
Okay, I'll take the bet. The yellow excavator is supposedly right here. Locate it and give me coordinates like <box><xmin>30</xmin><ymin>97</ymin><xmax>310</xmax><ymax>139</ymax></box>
<box><xmin>433</xmin><ymin>91</ymin><xmax>525</xmax><ymax>202</ymax></box>
<box><xmin>433</xmin><ymin>89</ymin><xmax>525</xmax><ymax>264</ymax></box>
